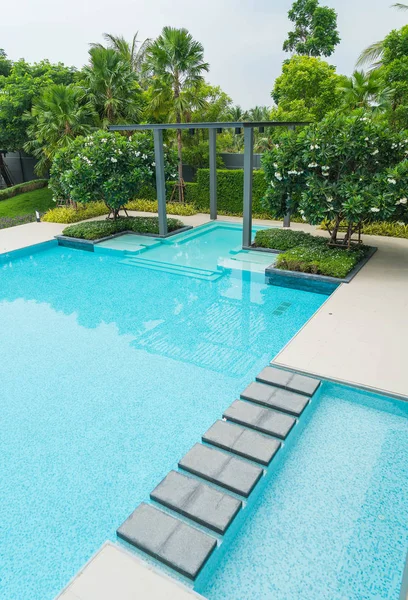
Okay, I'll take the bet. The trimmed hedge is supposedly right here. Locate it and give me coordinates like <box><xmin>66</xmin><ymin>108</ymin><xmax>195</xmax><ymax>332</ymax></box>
<box><xmin>62</xmin><ymin>216</ymin><xmax>185</xmax><ymax>240</ymax></box>
<box><xmin>255</xmin><ymin>229</ymin><xmax>322</xmax><ymax>251</ymax></box>
<box><xmin>0</xmin><ymin>179</ymin><xmax>48</xmax><ymax>201</ymax></box>
<box><xmin>191</xmin><ymin>169</ymin><xmax>268</xmax><ymax>213</ymax></box>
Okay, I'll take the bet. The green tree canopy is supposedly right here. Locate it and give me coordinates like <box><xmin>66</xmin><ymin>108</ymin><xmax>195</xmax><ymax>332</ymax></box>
<box><xmin>271</xmin><ymin>55</ymin><xmax>344</xmax><ymax>121</ymax></box>
<box><xmin>0</xmin><ymin>59</ymin><xmax>78</xmax><ymax>150</ymax></box>
<box><xmin>338</xmin><ymin>70</ymin><xmax>393</xmax><ymax>112</ymax></box>
<box><xmin>283</xmin><ymin>0</ymin><xmax>340</xmax><ymax>57</ymax></box>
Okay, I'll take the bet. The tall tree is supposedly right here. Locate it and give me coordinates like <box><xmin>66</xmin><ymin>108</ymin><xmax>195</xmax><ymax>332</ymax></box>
<box><xmin>24</xmin><ymin>84</ymin><xmax>96</xmax><ymax>174</ymax></box>
<box><xmin>283</xmin><ymin>0</ymin><xmax>340</xmax><ymax>57</ymax></box>
<box><xmin>84</xmin><ymin>46</ymin><xmax>143</xmax><ymax>126</ymax></box>
<box><xmin>91</xmin><ymin>32</ymin><xmax>150</xmax><ymax>77</ymax></box>
<box><xmin>144</xmin><ymin>27</ymin><xmax>209</xmax><ymax>200</ymax></box>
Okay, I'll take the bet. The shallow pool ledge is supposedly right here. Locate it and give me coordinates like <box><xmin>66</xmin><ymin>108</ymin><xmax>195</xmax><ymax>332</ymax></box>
<box><xmin>55</xmin><ymin>542</ymin><xmax>205</xmax><ymax>600</ymax></box>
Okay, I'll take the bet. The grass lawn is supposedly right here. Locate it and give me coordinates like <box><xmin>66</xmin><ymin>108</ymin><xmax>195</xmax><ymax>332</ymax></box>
<box><xmin>0</xmin><ymin>187</ymin><xmax>54</xmax><ymax>218</ymax></box>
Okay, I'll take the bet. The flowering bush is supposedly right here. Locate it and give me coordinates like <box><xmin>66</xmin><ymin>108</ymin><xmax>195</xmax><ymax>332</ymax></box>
<box><xmin>263</xmin><ymin>111</ymin><xmax>408</xmax><ymax>245</ymax></box>
<box><xmin>49</xmin><ymin>131</ymin><xmax>177</xmax><ymax>218</ymax></box>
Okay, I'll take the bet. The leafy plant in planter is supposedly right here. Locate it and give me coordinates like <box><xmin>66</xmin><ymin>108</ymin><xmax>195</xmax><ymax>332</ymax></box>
<box><xmin>49</xmin><ymin>131</ymin><xmax>177</xmax><ymax>218</ymax></box>
<box><xmin>263</xmin><ymin>111</ymin><xmax>408</xmax><ymax>246</ymax></box>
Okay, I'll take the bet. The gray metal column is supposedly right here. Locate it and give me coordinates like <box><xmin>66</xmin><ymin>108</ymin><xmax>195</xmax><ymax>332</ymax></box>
<box><xmin>283</xmin><ymin>125</ymin><xmax>296</xmax><ymax>228</ymax></box>
<box><xmin>242</xmin><ymin>127</ymin><xmax>254</xmax><ymax>247</ymax></box>
<box><xmin>209</xmin><ymin>128</ymin><xmax>217</xmax><ymax>220</ymax></box>
<box><xmin>153</xmin><ymin>128</ymin><xmax>167</xmax><ymax>236</ymax></box>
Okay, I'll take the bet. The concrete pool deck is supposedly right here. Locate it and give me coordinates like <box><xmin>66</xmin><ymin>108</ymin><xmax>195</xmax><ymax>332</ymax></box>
<box><xmin>1</xmin><ymin>212</ymin><xmax>408</xmax><ymax>600</ymax></box>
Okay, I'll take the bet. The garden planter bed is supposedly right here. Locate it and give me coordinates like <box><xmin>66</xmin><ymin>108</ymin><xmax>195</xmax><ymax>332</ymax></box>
<box><xmin>56</xmin><ymin>225</ymin><xmax>192</xmax><ymax>251</ymax></box>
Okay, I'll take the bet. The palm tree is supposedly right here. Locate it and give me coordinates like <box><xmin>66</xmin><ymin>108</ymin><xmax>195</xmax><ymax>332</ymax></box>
<box><xmin>91</xmin><ymin>32</ymin><xmax>150</xmax><ymax>78</ymax></box>
<box><xmin>24</xmin><ymin>84</ymin><xmax>95</xmax><ymax>174</ymax></box>
<box><xmin>338</xmin><ymin>70</ymin><xmax>393</xmax><ymax>110</ymax></box>
<box><xmin>357</xmin><ymin>3</ymin><xmax>408</xmax><ymax>70</ymax></box>
<box><xmin>84</xmin><ymin>46</ymin><xmax>142</xmax><ymax>127</ymax></box>
<box><xmin>144</xmin><ymin>27</ymin><xmax>209</xmax><ymax>200</ymax></box>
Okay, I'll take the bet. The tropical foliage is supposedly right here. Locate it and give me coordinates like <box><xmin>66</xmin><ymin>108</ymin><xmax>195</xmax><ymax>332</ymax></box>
<box><xmin>62</xmin><ymin>216</ymin><xmax>184</xmax><ymax>240</ymax></box>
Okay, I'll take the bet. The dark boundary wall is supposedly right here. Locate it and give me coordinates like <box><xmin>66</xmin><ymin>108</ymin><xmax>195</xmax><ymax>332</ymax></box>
<box><xmin>2</xmin><ymin>152</ymin><xmax>41</xmax><ymax>185</ymax></box>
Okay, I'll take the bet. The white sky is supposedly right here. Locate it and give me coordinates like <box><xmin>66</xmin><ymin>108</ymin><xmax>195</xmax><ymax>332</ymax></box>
<box><xmin>0</xmin><ymin>0</ymin><xmax>406</xmax><ymax>107</ymax></box>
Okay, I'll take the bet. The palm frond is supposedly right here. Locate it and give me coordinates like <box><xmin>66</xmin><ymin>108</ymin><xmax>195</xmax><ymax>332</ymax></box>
<box><xmin>356</xmin><ymin>40</ymin><xmax>384</xmax><ymax>69</ymax></box>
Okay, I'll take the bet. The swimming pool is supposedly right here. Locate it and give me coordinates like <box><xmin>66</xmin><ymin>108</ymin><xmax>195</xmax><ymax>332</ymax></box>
<box><xmin>0</xmin><ymin>223</ymin><xmax>326</xmax><ymax>600</ymax></box>
<box><xmin>202</xmin><ymin>381</ymin><xmax>408</xmax><ymax>600</ymax></box>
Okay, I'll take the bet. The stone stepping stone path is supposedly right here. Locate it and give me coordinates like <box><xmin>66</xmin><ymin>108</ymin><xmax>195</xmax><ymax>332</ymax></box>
<box><xmin>117</xmin><ymin>503</ymin><xmax>216</xmax><ymax>580</ymax></box>
<box><xmin>223</xmin><ymin>399</ymin><xmax>296</xmax><ymax>439</ymax></box>
<box><xmin>151</xmin><ymin>470</ymin><xmax>242</xmax><ymax>534</ymax></box>
<box><xmin>202</xmin><ymin>420</ymin><xmax>281</xmax><ymax>466</ymax></box>
<box><xmin>117</xmin><ymin>367</ymin><xmax>321</xmax><ymax>581</ymax></box>
<box><xmin>179</xmin><ymin>443</ymin><xmax>263</xmax><ymax>497</ymax></box>
<box><xmin>240</xmin><ymin>381</ymin><xmax>310</xmax><ymax>416</ymax></box>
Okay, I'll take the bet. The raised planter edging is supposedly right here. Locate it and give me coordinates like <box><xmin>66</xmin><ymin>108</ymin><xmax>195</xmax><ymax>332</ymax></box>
<box><xmin>55</xmin><ymin>225</ymin><xmax>193</xmax><ymax>251</ymax></box>
<box><xmin>249</xmin><ymin>245</ymin><xmax>377</xmax><ymax>285</ymax></box>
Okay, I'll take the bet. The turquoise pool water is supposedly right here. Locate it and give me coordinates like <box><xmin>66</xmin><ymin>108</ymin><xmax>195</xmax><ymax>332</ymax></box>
<box><xmin>0</xmin><ymin>225</ymin><xmax>326</xmax><ymax>600</ymax></box>
<box><xmin>203</xmin><ymin>382</ymin><xmax>408</xmax><ymax>600</ymax></box>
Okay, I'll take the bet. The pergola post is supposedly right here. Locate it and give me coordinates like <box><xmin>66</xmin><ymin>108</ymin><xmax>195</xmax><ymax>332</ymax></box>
<box><xmin>242</xmin><ymin>126</ymin><xmax>254</xmax><ymax>248</ymax></box>
<box><xmin>153</xmin><ymin>128</ymin><xmax>167</xmax><ymax>236</ymax></box>
<box><xmin>209</xmin><ymin>128</ymin><xmax>217</xmax><ymax>220</ymax></box>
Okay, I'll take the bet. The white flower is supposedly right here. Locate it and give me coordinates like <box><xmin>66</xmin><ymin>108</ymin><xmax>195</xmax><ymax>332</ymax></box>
<box><xmin>308</xmin><ymin>162</ymin><xmax>318</xmax><ymax>168</ymax></box>
<box><xmin>387</xmin><ymin>178</ymin><xmax>397</xmax><ymax>184</ymax></box>
<box><xmin>110</xmin><ymin>157</ymin><xmax>117</xmax><ymax>163</ymax></box>
<box><xmin>275</xmin><ymin>172</ymin><xmax>283</xmax><ymax>181</ymax></box>
<box><xmin>152</xmin><ymin>161</ymin><xmax>156</xmax><ymax>167</ymax></box>
<box><xmin>396</xmin><ymin>197</ymin><xmax>407</xmax><ymax>205</ymax></box>
<box><xmin>371</xmin><ymin>149</ymin><xmax>379</xmax><ymax>156</ymax></box>
<box><xmin>365</xmin><ymin>137</ymin><xmax>369</xmax><ymax>141</ymax></box>
<box><xmin>327</xmin><ymin>197</ymin><xmax>333</xmax><ymax>203</ymax></box>
<box><xmin>135</xmin><ymin>151</ymin><xmax>140</xmax><ymax>157</ymax></box>
<box><xmin>370</xmin><ymin>207</ymin><xmax>380</xmax><ymax>213</ymax></box>
<box><xmin>322</xmin><ymin>172</ymin><xmax>329</xmax><ymax>177</ymax></box>
<box><xmin>142</xmin><ymin>154</ymin><xmax>147</xmax><ymax>159</ymax></box>
<box><xmin>273</xmin><ymin>163</ymin><xmax>279</xmax><ymax>168</ymax></box>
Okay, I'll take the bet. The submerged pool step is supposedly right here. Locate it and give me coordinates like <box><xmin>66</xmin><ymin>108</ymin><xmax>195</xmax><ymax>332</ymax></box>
<box><xmin>119</xmin><ymin>256</ymin><xmax>222</xmax><ymax>281</ymax></box>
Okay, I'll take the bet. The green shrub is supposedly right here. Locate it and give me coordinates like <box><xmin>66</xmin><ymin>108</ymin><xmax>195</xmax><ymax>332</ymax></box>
<box><xmin>361</xmin><ymin>221</ymin><xmax>408</xmax><ymax>238</ymax></box>
<box><xmin>126</xmin><ymin>199</ymin><xmax>197</xmax><ymax>216</ymax></box>
<box><xmin>254</xmin><ymin>228</ymin><xmax>325</xmax><ymax>250</ymax></box>
<box><xmin>0</xmin><ymin>179</ymin><xmax>48</xmax><ymax>201</ymax></box>
<box><xmin>42</xmin><ymin>201</ymin><xmax>108</xmax><ymax>223</ymax></box>
<box><xmin>276</xmin><ymin>245</ymin><xmax>367</xmax><ymax>278</ymax></box>
<box><xmin>192</xmin><ymin>169</ymin><xmax>268</xmax><ymax>213</ymax></box>
<box><xmin>62</xmin><ymin>216</ymin><xmax>184</xmax><ymax>240</ymax></box>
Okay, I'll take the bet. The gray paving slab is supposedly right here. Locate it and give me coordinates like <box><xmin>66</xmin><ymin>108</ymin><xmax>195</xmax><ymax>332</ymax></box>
<box><xmin>178</xmin><ymin>443</ymin><xmax>263</xmax><ymax>497</ymax></box>
<box><xmin>116</xmin><ymin>503</ymin><xmax>216</xmax><ymax>580</ymax></box>
<box><xmin>241</xmin><ymin>381</ymin><xmax>309</xmax><ymax>416</ymax></box>
<box><xmin>223</xmin><ymin>399</ymin><xmax>296</xmax><ymax>439</ymax></box>
<box><xmin>150</xmin><ymin>470</ymin><xmax>241</xmax><ymax>534</ymax></box>
<box><xmin>202</xmin><ymin>420</ymin><xmax>281</xmax><ymax>466</ymax></box>
<box><xmin>258</xmin><ymin>366</ymin><xmax>320</xmax><ymax>396</ymax></box>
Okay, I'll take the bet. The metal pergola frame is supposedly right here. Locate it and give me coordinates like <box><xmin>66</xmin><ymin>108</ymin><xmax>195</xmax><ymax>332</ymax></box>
<box><xmin>109</xmin><ymin>121</ymin><xmax>307</xmax><ymax>246</ymax></box>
